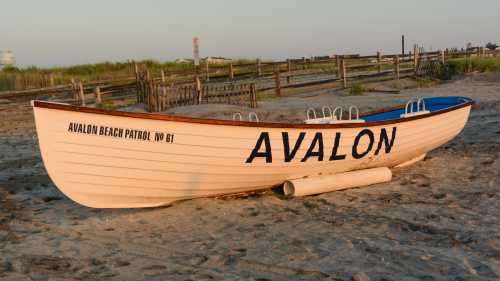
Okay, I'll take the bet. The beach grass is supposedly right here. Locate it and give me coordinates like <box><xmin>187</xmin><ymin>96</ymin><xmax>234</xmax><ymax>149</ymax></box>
<box><xmin>446</xmin><ymin>56</ymin><xmax>500</xmax><ymax>74</ymax></box>
<box><xmin>0</xmin><ymin>58</ymin><xmax>257</xmax><ymax>85</ymax></box>
<box><xmin>95</xmin><ymin>100</ymin><xmax>117</xmax><ymax>110</ymax></box>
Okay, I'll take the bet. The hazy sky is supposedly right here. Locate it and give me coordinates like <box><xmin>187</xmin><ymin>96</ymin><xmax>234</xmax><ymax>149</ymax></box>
<box><xmin>1</xmin><ymin>0</ymin><xmax>499</xmax><ymax>67</ymax></box>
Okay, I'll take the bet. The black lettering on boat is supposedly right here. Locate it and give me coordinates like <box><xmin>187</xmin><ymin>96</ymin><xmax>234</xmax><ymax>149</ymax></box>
<box><xmin>301</xmin><ymin>132</ymin><xmax>324</xmax><ymax>162</ymax></box>
<box><xmin>375</xmin><ymin>127</ymin><xmax>397</xmax><ymax>155</ymax></box>
<box><xmin>68</xmin><ymin>122</ymin><xmax>97</xmax><ymax>135</ymax></box>
<box><xmin>67</xmin><ymin>122</ymin><xmax>173</xmax><ymax>144</ymax></box>
<box><xmin>155</xmin><ymin>132</ymin><xmax>165</xmax><ymax>142</ymax></box>
<box><xmin>330</xmin><ymin>132</ymin><xmax>346</xmax><ymax>161</ymax></box>
<box><xmin>246</xmin><ymin>132</ymin><xmax>272</xmax><ymax>163</ymax></box>
<box><xmin>282</xmin><ymin>132</ymin><xmax>306</xmax><ymax>162</ymax></box>
<box><xmin>166</xmin><ymin>133</ymin><xmax>174</xmax><ymax>143</ymax></box>
<box><xmin>352</xmin><ymin>129</ymin><xmax>374</xmax><ymax>159</ymax></box>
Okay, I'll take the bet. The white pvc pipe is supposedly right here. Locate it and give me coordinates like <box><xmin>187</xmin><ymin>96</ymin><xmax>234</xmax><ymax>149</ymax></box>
<box><xmin>282</xmin><ymin>167</ymin><xmax>392</xmax><ymax>197</ymax></box>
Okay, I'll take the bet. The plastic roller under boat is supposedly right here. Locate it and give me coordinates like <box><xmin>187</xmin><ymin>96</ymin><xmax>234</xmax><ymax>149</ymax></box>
<box><xmin>282</xmin><ymin>167</ymin><xmax>392</xmax><ymax>197</ymax></box>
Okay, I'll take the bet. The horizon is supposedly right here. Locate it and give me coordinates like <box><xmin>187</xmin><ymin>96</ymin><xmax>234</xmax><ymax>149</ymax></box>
<box><xmin>1</xmin><ymin>0</ymin><xmax>499</xmax><ymax>68</ymax></box>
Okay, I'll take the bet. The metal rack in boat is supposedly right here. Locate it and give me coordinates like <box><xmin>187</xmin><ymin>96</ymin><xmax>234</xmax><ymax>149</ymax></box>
<box><xmin>401</xmin><ymin>97</ymin><xmax>430</xmax><ymax>118</ymax></box>
<box><xmin>233</xmin><ymin>112</ymin><xmax>260</xmax><ymax>122</ymax></box>
<box><xmin>305</xmin><ymin>105</ymin><xmax>365</xmax><ymax>124</ymax></box>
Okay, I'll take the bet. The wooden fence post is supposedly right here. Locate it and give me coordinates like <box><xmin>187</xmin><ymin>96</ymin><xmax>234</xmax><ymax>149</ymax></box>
<box><xmin>394</xmin><ymin>56</ymin><xmax>400</xmax><ymax>81</ymax></box>
<box><xmin>147</xmin><ymin>75</ymin><xmax>156</xmax><ymax>112</ymax></box>
<box><xmin>229</xmin><ymin>63</ymin><xmax>234</xmax><ymax>80</ymax></box>
<box><xmin>377</xmin><ymin>51</ymin><xmax>382</xmax><ymax>73</ymax></box>
<box><xmin>49</xmin><ymin>73</ymin><xmax>55</xmax><ymax>87</ymax></box>
<box><xmin>440</xmin><ymin>50</ymin><xmax>445</xmax><ymax>64</ymax></box>
<box><xmin>71</xmin><ymin>78</ymin><xmax>77</xmax><ymax>101</ymax></box>
<box><xmin>135</xmin><ymin>72</ymin><xmax>140</xmax><ymax>103</ymax></box>
<box><xmin>338</xmin><ymin>58</ymin><xmax>343</xmax><ymax>79</ymax></box>
<box><xmin>205</xmin><ymin>62</ymin><xmax>210</xmax><ymax>81</ymax></box>
<box><xmin>95</xmin><ymin>86</ymin><xmax>101</xmax><ymax>103</ymax></box>
<box><xmin>413</xmin><ymin>45</ymin><xmax>418</xmax><ymax>69</ymax></box>
<box><xmin>336</xmin><ymin>55</ymin><xmax>341</xmax><ymax>77</ymax></box>
<box><xmin>274</xmin><ymin>67</ymin><xmax>281</xmax><ymax>97</ymax></box>
<box><xmin>413</xmin><ymin>45</ymin><xmax>419</xmax><ymax>75</ymax></box>
<box><xmin>303</xmin><ymin>57</ymin><xmax>307</xmax><ymax>70</ymax></box>
<box><xmin>78</xmin><ymin>81</ymin><xmax>86</xmax><ymax>106</ymax></box>
<box><xmin>250</xmin><ymin>84</ymin><xmax>257</xmax><ymax>108</ymax></box>
<box><xmin>195</xmin><ymin>75</ymin><xmax>202</xmax><ymax>104</ymax></box>
<box><xmin>342</xmin><ymin>60</ymin><xmax>347</xmax><ymax>89</ymax></box>
<box><xmin>21</xmin><ymin>74</ymin><xmax>26</xmax><ymax>90</ymax></box>
<box><xmin>287</xmin><ymin>59</ymin><xmax>292</xmax><ymax>84</ymax></box>
<box><xmin>256</xmin><ymin>59</ymin><xmax>262</xmax><ymax>76</ymax></box>
<box><xmin>147</xmin><ymin>70</ymin><xmax>152</xmax><ymax>105</ymax></box>
<box><xmin>160</xmin><ymin>70</ymin><xmax>167</xmax><ymax>111</ymax></box>
<box><xmin>160</xmin><ymin>70</ymin><xmax>166</xmax><ymax>83</ymax></box>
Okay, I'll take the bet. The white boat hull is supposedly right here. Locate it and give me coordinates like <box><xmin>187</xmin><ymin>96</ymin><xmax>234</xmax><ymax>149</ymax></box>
<box><xmin>33</xmin><ymin>100</ymin><xmax>472</xmax><ymax>208</ymax></box>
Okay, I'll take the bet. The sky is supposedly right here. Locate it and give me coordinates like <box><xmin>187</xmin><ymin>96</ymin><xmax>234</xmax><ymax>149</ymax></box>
<box><xmin>1</xmin><ymin>0</ymin><xmax>499</xmax><ymax>67</ymax></box>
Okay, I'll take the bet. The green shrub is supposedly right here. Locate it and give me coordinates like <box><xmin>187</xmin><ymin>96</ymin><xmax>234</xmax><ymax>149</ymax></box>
<box><xmin>349</xmin><ymin>83</ymin><xmax>365</xmax><ymax>95</ymax></box>
<box><xmin>95</xmin><ymin>101</ymin><xmax>115</xmax><ymax>110</ymax></box>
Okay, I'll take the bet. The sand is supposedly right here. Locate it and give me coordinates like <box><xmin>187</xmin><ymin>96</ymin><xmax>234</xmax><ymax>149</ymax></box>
<box><xmin>0</xmin><ymin>73</ymin><xmax>499</xmax><ymax>281</ymax></box>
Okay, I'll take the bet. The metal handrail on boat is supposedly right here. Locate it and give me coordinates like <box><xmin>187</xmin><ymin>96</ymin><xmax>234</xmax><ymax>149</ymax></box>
<box><xmin>248</xmin><ymin>112</ymin><xmax>259</xmax><ymax>122</ymax></box>
<box><xmin>402</xmin><ymin>97</ymin><xmax>430</xmax><ymax>118</ymax></box>
<box><xmin>417</xmin><ymin>98</ymin><xmax>426</xmax><ymax>112</ymax></box>
<box><xmin>405</xmin><ymin>97</ymin><xmax>418</xmax><ymax>115</ymax></box>
<box><xmin>322</xmin><ymin>106</ymin><xmax>333</xmax><ymax>119</ymax></box>
<box><xmin>348</xmin><ymin>106</ymin><xmax>360</xmax><ymax>121</ymax></box>
<box><xmin>233</xmin><ymin>112</ymin><xmax>260</xmax><ymax>122</ymax></box>
<box><xmin>306</xmin><ymin>108</ymin><xmax>317</xmax><ymax>121</ymax></box>
<box><xmin>232</xmin><ymin>112</ymin><xmax>243</xmax><ymax>121</ymax></box>
<box><xmin>333</xmin><ymin>106</ymin><xmax>343</xmax><ymax>120</ymax></box>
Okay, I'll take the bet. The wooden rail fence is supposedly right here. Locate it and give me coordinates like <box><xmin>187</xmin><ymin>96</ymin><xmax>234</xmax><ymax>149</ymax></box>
<box><xmin>136</xmin><ymin>70</ymin><xmax>258</xmax><ymax>112</ymax></box>
<box><xmin>1</xmin><ymin>47</ymin><xmax>498</xmax><ymax>106</ymax></box>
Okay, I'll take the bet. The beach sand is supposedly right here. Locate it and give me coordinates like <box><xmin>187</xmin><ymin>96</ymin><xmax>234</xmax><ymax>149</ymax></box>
<box><xmin>0</xmin><ymin>73</ymin><xmax>499</xmax><ymax>281</ymax></box>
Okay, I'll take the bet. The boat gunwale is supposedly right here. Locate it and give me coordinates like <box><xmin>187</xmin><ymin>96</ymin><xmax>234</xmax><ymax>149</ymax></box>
<box><xmin>32</xmin><ymin>98</ymin><xmax>473</xmax><ymax>129</ymax></box>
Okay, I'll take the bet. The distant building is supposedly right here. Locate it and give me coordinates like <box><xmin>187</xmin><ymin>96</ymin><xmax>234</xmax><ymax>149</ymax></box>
<box><xmin>204</xmin><ymin>57</ymin><xmax>232</xmax><ymax>65</ymax></box>
<box><xmin>174</xmin><ymin>58</ymin><xmax>193</xmax><ymax>64</ymax></box>
<box><xmin>0</xmin><ymin>50</ymin><xmax>15</xmax><ymax>67</ymax></box>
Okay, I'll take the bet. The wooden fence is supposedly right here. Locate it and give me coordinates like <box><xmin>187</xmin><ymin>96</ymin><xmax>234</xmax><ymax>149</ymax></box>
<box><xmin>1</xmin><ymin>46</ymin><xmax>498</xmax><ymax>105</ymax></box>
<box><xmin>0</xmin><ymin>73</ymin><xmax>57</xmax><ymax>91</ymax></box>
<box><xmin>136</xmin><ymin>71</ymin><xmax>257</xmax><ymax>112</ymax></box>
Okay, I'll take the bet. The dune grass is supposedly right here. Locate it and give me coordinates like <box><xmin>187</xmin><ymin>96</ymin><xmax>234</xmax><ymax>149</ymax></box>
<box><xmin>1</xmin><ymin>60</ymin><xmax>193</xmax><ymax>80</ymax></box>
<box><xmin>446</xmin><ymin>56</ymin><xmax>500</xmax><ymax>74</ymax></box>
<box><xmin>0</xmin><ymin>58</ymin><xmax>257</xmax><ymax>85</ymax></box>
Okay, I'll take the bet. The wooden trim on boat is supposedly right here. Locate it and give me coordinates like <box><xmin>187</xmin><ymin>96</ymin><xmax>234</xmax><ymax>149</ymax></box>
<box><xmin>32</xmin><ymin>100</ymin><xmax>473</xmax><ymax>129</ymax></box>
